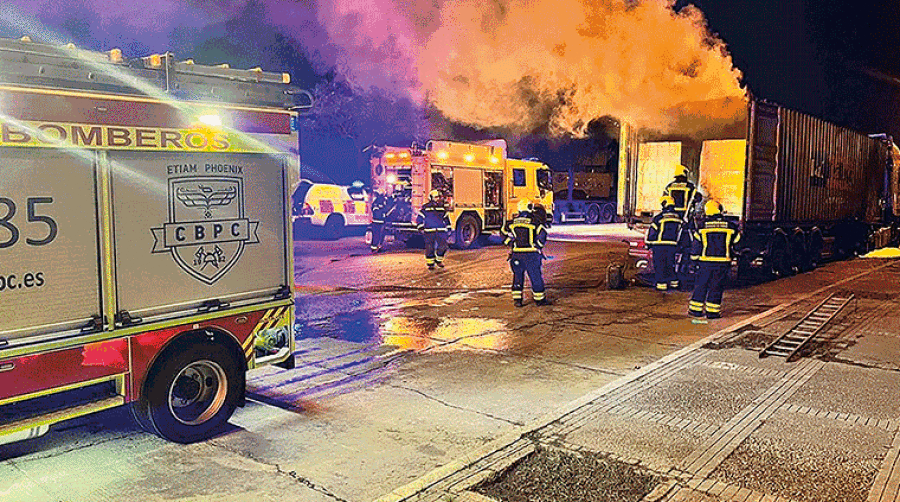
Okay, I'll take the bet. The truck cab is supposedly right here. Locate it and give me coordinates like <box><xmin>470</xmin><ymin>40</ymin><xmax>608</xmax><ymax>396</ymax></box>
<box><xmin>370</xmin><ymin>141</ymin><xmax>553</xmax><ymax>248</ymax></box>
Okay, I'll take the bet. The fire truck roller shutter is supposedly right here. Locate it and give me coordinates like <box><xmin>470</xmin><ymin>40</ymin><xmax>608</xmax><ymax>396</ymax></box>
<box><xmin>0</xmin><ymin>148</ymin><xmax>103</xmax><ymax>340</ymax></box>
<box><xmin>108</xmin><ymin>151</ymin><xmax>289</xmax><ymax>319</ymax></box>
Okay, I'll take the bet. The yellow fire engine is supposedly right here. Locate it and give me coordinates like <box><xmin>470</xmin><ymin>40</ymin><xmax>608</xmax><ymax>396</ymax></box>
<box><xmin>370</xmin><ymin>140</ymin><xmax>553</xmax><ymax>248</ymax></box>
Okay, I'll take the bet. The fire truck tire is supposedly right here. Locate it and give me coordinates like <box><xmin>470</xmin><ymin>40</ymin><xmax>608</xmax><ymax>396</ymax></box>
<box><xmin>323</xmin><ymin>215</ymin><xmax>345</xmax><ymax>241</ymax></box>
<box><xmin>139</xmin><ymin>342</ymin><xmax>240</xmax><ymax>443</ymax></box>
<box><xmin>454</xmin><ymin>214</ymin><xmax>481</xmax><ymax>249</ymax></box>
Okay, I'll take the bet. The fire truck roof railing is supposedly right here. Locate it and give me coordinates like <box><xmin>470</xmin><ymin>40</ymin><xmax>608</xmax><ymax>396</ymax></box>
<box><xmin>0</xmin><ymin>36</ymin><xmax>312</xmax><ymax>111</ymax></box>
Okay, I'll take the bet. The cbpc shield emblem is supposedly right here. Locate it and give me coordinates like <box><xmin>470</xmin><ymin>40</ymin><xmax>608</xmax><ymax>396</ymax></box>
<box><xmin>152</xmin><ymin>177</ymin><xmax>259</xmax><ymax>284</ymax></box>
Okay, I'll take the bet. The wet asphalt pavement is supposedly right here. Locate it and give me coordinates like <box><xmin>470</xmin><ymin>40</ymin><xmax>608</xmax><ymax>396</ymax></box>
<box><xmin>3</xmin><ymin>228</ymin><xmax>900</xmax><ymax>502</ymax></box>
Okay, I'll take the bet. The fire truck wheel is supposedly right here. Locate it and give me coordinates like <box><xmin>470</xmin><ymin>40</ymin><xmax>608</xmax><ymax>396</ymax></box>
<box><xmin>455</xmin><ymin>214</ymin><xmax>481</xmax><ymax>249</ymax></box>
<box><xmin>140</xmin><ymin>342</ymin><xmax>240</xmax><ymax>443</ymax></box>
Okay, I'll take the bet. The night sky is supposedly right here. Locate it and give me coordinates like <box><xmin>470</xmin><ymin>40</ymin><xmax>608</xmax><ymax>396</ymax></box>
<box><xmin>676</xmin><ymin>0</ymin><xmax>900</xmax><ymax>136</ymax></box>
<box><xmin>2</xmin><ymin>1</ymin><xmax>899</xmax><ymax>183</ymax></box>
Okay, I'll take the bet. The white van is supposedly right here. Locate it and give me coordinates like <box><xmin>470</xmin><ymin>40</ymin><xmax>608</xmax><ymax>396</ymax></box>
<box><xmin>292</xmin><ymin>180</ymin><xmax>371</xmax><ymax>239</ymax></box>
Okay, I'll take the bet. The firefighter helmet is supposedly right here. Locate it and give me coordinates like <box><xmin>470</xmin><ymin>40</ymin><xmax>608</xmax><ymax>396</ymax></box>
<box><xmin>660</xmin><ymin>195</ymin><xmax>675</xmax><ymax>208</ymax></box>
<box><xmin>428</xmin><ymin>189</ymin><xmax>441</xmax><ymax>200</ymax></box>
<box><xmin>704</xmin><ymin>200</ymin><xmax>723</xmax><ymax>216</ymax></box>
<box><xmin>517</xmin><ymin>198</ymin><xmax>533</xmax><ymax>213</ymax></box>
<box><xmin>675</xmin><ymin>164</ymin><xmax>689</xmax><ymax>178</ymax></box>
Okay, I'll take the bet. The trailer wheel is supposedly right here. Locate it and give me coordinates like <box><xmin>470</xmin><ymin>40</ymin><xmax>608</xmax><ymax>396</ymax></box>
<box><xmin>791</xmin><ymin>228</ymin><xmax>808</xmax><ymax>273</ymax></box>
<box><xmin>585</xmin><ymin>204</ymin><xmax>601</xmax><ymax>224</ymax></box>
<box><xmin>139</xmin><ymin>341</ymin><xmax>240</xmax><ymax>443</ymax></box>
<box><xmin>600</xmin><ymin>203</ymin><xmax>616</xmax><ymax>224</ymax></box>
<box><xmin>455</xmin><ymin>214</ymin><xmax>481</xmax><ymax>249</ymax></box>
<box><xmin>808</xmin><ymin>228</ymin><xmax>824</xmax><ymax>269</ymax></box>
<box><xmin>768</xmin><ymin>230</ymin><xmax>792</xmax><ymax>278</ymax></box>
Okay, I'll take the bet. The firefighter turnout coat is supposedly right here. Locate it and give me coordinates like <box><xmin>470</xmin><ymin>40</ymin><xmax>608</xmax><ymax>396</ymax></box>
<box><xmin>646</xmin><ymin>208</ymin><xmax>683</xmax><ymax>291</ymax></box>
<box><xmin>416</xmin><ymin>199</ymin><xmax>451</xmax><ymax>268</ymax></box>
<box><xmin>663</xmin><ymin>176</ymin><xmax>697</xmax><ymax>218</ymax></box>
<box><xmin>689</xmin><ymin>215</ymin><xmax>741</xmax><ymax>319</ymax></box>
<box><xmin>502</xmin><ymin>211</ymin><xmax>548</xmax><ymax>304</ymax></box>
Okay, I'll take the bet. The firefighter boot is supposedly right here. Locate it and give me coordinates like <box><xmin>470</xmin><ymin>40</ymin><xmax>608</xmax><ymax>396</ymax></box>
<box><xmin>514</xmin><ymin>299</ymin><xmax>524</xmax><ymax>307</ymax></box>
<box><xmin>535</xmin><ymin>298</ymin><xmax>551</xmax><ymax>306</ymax></box>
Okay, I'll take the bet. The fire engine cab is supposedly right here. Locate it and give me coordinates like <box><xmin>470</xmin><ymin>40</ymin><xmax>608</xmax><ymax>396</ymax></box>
<box><xmin>370</xmin><ymin>140</ymin><xmax>553</xmax><ymax>248</ymax></box>
<box><xmin>0</xmin><ymin>37</ymin><xmax>311</xmax><ymax>444</ymax></box>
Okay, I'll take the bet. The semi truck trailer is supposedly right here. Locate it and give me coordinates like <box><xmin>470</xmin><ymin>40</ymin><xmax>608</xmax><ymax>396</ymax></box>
<box><xmin>627</xmin><ymin>97</ymin><xmax>900</xmax><ymax>278</ymax></box>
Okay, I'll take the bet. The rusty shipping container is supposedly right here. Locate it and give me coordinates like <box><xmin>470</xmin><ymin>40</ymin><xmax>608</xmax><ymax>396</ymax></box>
<box><xmin>745</xmin><ymin>99</ymin><xmax>888</xmax><ymax>226</ymax></box>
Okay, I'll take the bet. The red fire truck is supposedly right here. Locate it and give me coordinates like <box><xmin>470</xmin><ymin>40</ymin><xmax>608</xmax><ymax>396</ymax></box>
<box><xmin>0</xmin><ymin>37</ymin><xmax>311</xmax><ymax>444</ymax></box>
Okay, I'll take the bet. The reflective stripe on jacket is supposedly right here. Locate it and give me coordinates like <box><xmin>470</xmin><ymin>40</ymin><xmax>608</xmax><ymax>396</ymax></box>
<box><xmin>664</xmin><ymin>178</ymin><xmax>697</xmax><ymax>213</ymax></box>
<box><xmin>416</xmin><ymin>201</ymin><xmax>450</xmax><ymax>232</ymax></box>
<box><xmin>646</xmin><ymin>210</ymin><xmax>682</xmax><ymax>246</ymax></box>
<box><xmin>691</xmin><ymin>217</ymin><xmax>741</xmax><ymax>262</ymax></box>
<box><xmin>502</xmin><ymin>212</ymin><xmax>547</xmax><ymax>252</ymax></box>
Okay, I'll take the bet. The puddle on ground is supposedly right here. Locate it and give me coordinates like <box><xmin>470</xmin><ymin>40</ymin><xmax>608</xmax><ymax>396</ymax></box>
<box><xmin>381</xmin><ymin>316</ymin><xmax>510</xmax><ymax>352</ymax></box>
<box><xmin>295</xmin><ymin>311</ymin><xmax>510</xmax><ymax>353</ymax></box>
<box><xmin>295</xmin><ymin>291</ymin><xmax>511</xmax><ymax>352</ymax></box>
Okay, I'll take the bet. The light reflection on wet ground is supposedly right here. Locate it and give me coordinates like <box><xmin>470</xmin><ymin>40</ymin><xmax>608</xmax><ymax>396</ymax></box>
<box><xmin>381</xmin><ymin>317</ymin><xmax>510</xmax><ymax>352</ymax></box>
<box><xmin>294</xmin><ymin>291</ymin><xmax>510</xmax><ymax>353</ymax></box>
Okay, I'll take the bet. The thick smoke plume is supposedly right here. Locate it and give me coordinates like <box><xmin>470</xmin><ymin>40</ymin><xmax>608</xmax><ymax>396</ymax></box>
<box><xmin>4</xmin><ymin>0</ymin><xmax>746</xmax><ymax>138</ymax></box>
<box><xmin>307</xmin><ymin>0</ymin><xmax>746</xmax><ymax>137</ymax></box>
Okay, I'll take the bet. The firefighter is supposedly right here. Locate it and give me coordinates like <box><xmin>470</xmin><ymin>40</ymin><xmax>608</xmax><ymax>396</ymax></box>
<box><xmin>647</xmin><ymin>195</ymin><xmax>682</xmax><ymax>291</ymax></box>
<box><xmin>663</xmin><ymin>164</ymin><xmax>697</xmax><ymax>220</ymax></box>
<box><xmin>503</xmin><ymin>199</ymin><xmax>549</xmax><ymax>307</ymax></box>
<box><xmin>370</xmin><ymin>189</ymin><xmax>388</xmax><ymax>253</ymax></box>
<box><xmin>416</xmin><ymin>189</ymin><xmax>450</xmax><ymax>270</ymax></box>
<box><xmin>689</xmin><ymin>201</ymin><xmax>741</xmax><ymax>319</ymax></box>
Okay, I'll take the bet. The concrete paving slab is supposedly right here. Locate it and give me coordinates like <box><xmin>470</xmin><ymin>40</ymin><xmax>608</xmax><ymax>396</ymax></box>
<box><xmin>1</xmin><ymin>424</ymin><xmax>334</xmax><ymax>502</ymax></box>
<box><xmin>697</xmin><ymin>347</ymin><xmax>794</xmax><ymax>376</ymax></box>
<box><xmin>617</xmin><ymin>363</ymin><xmax>782</xmax><ymax>426</ymax></box>
<box><xmin>389</xmin><ymin>351</ymin><xmax>621</xmax><ymax>427</ymax></box>
<box><xmin>786</xmin><ymin>362</ymin><xmax>900</xmax><ymax>420</ymax></box>
<box><xmin>0</xmin><ymin>462</ymin><xmax>57</xmax><ymax>502</ymax></box>
<box><xmin>225</xmin><ymin>386</ymin><xmax>509</xmax><ymax>501</ymax></box>
<box><xmin>708</xmin><ymin>408</ymin><xmax>892</xmax><ymax>502</ymax></box>
<box><xmin>557</xmin><ymin>410</ymin><xmax>711</xmax><ymax>473</ymax></box>
<box><xmin>837</xmin><ymin>330</ymin><xmax>900</xmax><ymax>372</ymax></box>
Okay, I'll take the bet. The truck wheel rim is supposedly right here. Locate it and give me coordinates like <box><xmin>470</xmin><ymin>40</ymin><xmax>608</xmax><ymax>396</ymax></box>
<box><xmin>168</xmin><ymin>360</ymin><xmax>228</xmax><ymax>426</ymax></box>
<box><xmin>462</xmin><ymin>222</ymin><xmax>475</xmax><ymax>245</ymax></box>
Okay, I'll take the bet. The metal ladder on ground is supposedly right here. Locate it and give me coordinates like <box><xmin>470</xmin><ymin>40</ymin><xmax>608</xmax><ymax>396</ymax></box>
<box><xmin>759</xmin><ymin>293</ymin><xmax>855</xmax><ymax>361</ymax></box>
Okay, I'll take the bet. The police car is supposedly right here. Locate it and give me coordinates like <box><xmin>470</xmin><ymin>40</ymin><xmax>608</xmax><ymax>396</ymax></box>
<box><xmin>292</xmin><ymin>180</ymin><xmax>371</xmax><ymax>239</ymax></box>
